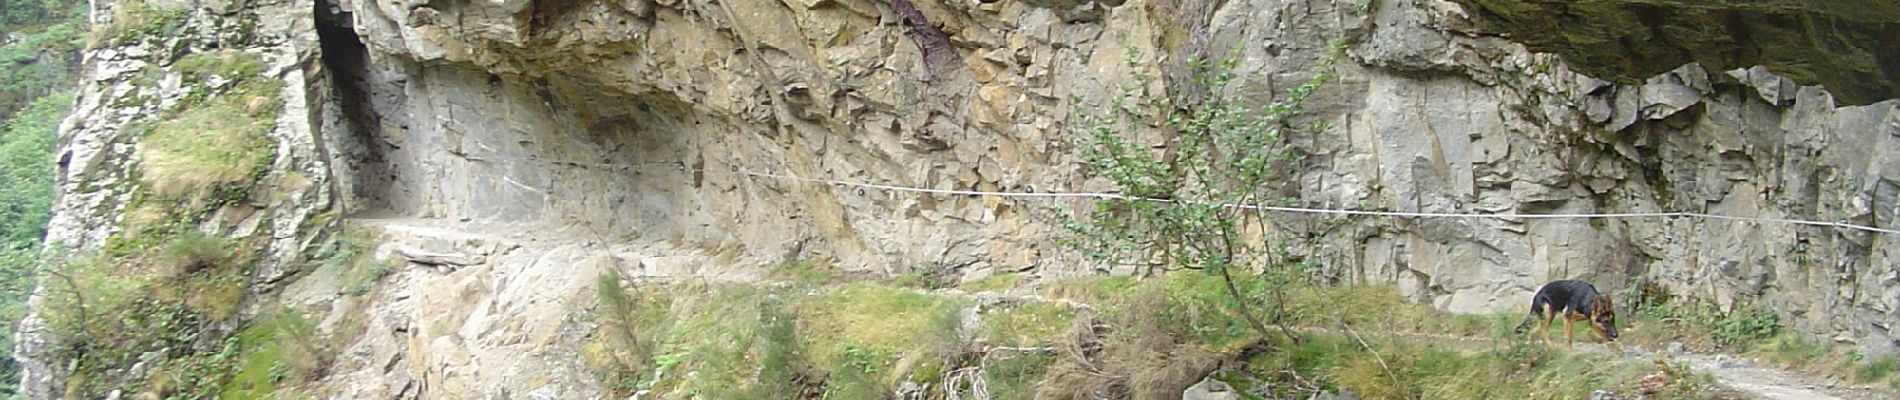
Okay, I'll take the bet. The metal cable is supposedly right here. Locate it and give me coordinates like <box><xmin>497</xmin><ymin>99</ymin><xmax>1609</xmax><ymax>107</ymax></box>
<box><xmin>457</xmin><ymin>154</ymin><xmax>1898</xmax><ymax>235</ymax></box>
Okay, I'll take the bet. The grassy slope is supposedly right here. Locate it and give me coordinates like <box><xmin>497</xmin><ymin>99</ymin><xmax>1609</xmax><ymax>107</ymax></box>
<box><xmin>582</xmin><ymin>267</ymin><xmax>1749</xmax><ymax>399</ymax></box>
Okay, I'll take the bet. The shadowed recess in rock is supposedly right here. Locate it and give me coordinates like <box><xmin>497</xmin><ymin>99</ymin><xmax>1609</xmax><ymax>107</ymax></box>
<box><xmin>1452</xmin><ymin>0</ymin><xmax>1900</xmax><ymax>105</ymax></box>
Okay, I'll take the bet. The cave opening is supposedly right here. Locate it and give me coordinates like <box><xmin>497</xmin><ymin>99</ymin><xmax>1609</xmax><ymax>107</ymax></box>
<box><xmin>315</xmin><ymin>0</ymin><xmax>402</xmax><ymax>217</ymax></box>
<box><xmin>306</xmin><ymin>0</ymin><xmax>710</xmax><ymax>236</ymax></box>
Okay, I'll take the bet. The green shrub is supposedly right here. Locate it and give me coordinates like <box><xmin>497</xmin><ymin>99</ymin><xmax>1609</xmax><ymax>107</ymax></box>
<box><xmin>39</xmin><ymin>232</ymin><xmax>261</xmax><ymax>398</ymax></box>
<box><xmin>1711</xmin><ymin>306</ymin><xmax>1780</xmax><ymax>347</ymax></box>
<box><xmin>1623</xmin><ymin>287</ymin><xmax>1783</xmax><ymax>351</ymax></box>
<box><xmin>1061</xmin><ymin>47</ymin><xmax>1335</xmax><ymax>345</ymax></box>
<box><xmin>219</xmin><ymin>310</ymin><xmax>322</xmax><ymax>399</ymax></box>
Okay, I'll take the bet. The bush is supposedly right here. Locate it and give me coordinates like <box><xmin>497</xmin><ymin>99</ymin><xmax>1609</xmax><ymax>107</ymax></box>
<box><xmin>1623</xmin><ymin>286</ymin><xmax>1783</xmax><ymax>351</ymax></box>
<box><xmin>1061</xmin><ymin>47</ymin><xmax>1335</xmax><ymax>346</ymax></box>
<box><xmin>38</xmin><ymin>232</ymin><xmax>261</xmax><ymax>398</ymax></box>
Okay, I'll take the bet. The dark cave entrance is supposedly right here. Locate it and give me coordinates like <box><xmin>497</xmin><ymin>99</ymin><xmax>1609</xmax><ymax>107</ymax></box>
<box><xmin>315</xmin><ymin>0</ymin><xmax>399</xmax><ymax>216</ymax></box>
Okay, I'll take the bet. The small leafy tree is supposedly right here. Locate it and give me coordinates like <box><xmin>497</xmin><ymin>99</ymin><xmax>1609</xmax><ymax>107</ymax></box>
<box><xmin>1062</xmin><ymin>51</ymin><xmax>1333</xmax><ymax>344</ymax></box>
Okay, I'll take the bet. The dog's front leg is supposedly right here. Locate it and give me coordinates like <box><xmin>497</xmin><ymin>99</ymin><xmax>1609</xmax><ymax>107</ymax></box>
<box><xmin>1564</xmin><ymin>317</ymin><xmax>1574</xmax><ymax>349</ymax></box>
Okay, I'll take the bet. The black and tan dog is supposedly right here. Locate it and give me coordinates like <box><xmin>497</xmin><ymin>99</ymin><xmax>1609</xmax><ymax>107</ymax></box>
<box><xmin>1514</xmin><ymin>280</ymin><xmax>1618</xmax><ymax>348</ymax></box>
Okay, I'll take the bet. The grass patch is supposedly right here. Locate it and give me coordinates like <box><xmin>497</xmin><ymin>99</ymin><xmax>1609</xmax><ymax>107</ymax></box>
<box><xmin>1282</xmin><ymin>285</ymin><xmax>1520</xmax><ymax>338</ymax></box>
<box><xmin>981</xmin><ymin>302</ymin><xmax>1076</xmax><ymax>348</ymax></box>
<box><xmin>1041</xmin><ymin>274</ymin><xmax>1138</xmax><ymax>303</ymax></box>
<box><xmin>585</xmin><ymin>277</ymin><xmax>974</xmax><ymax>398</ymax></box>
<box><xmin>1036</xmin><ymin>273</ymin><xmax>1257</xmax><ymax>399</ymax></box>
<box><xmin>1615</xmin><ymin>282</ymin><xmax>1782</xmax><ymax>352</ymax></box>
<box><xmin>982</xmin><ymin>351</ymin><xmax>1056</xmax><ymax>400</ymax></box>
<box><xmin>40</xmin><ymin>228</ymin><xmax>264</xmax><ymax>398</ymax></box>
<box><xmin>1229</xmin><ymin>330</ymin><xmax>1730</xmax><ymax>399</ymax></box>
<box><xmin>136</xmin><ymin>50</ymin><xmax>280</xmax><ymax>208</ymax></box>
<box><xmin>767</xmin><ymin>256</ymin><xmax>841</xmax><ymax>286</ymax></box>
<box><xmin>137</xmin><ymin>98</ymin><xmax>275</xmax><ymax>205</ymax></box>
<box><xmin>797</xmin><ymin>282</ymin><xmax>966</xmax><ymax>397</ymax></box>
<box><xmin>649</xmin><ymin>284</ymin><xmax>805</xmax><ymax>398</ymax></box>
<box><xmin>216</xmin><ymin>310</ymin><xmax>321</xmax><ymax>399</ymax></box>
<box><xmin>89</xmin><ymin>0</ymin><xmax>189</xmax><ymax>48</ymax></box>
<box><xmin>1035</xmin><ymin>273</ymin><xmax>1742</xmax><ymax>399</ymax></box>
<box><xmin>320</xmin><ymin>225</ymin><xmax>394</xmax><ymax>296</ymax></box>
<box><xmin>585</xmin><ymin>273</ymin><xmax>811</xmax><ymax>398</ymax></box>
<box><xmin>175</xmin><ymin>50</ymin><xmax>269</xmax><ymax>84</ymax></box>
<box><xmin>960</xmin><ymin>273</ymin><xmax>1026</xmax><ymax>293</ymax></box>
<box><xmin>573</xmin><ymin>271</ymin><xmax>1762</xmax><ymax>399</ymax></box>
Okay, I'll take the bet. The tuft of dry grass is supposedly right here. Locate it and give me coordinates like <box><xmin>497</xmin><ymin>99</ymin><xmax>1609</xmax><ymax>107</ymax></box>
<box><xmin>136</xmin><ymin>50</ymin><xmax>280</xmax><ymax>207</ymax></box>
<box><xmin>136</xmin><ymin>99</ymin><xmax>275</xmax><ymax>204</ymax></box>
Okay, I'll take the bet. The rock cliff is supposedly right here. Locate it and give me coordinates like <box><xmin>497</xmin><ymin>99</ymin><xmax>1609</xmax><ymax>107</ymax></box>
<box><xmin>15</xmin><ymin>0</ymin><xmax>1899</xmax><ymax>397</ymax></box>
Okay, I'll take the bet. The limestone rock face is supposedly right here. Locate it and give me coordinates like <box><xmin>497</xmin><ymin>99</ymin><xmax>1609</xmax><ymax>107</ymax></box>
<box><xmin>18</xmin><ymin>0</ymin><xmax>1900</xmax><ymax>397</ymax></box>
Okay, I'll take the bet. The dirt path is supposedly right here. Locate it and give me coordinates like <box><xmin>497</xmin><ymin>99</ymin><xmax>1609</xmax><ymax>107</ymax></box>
<box><xmin>1668</xmin><ymin>352</ymin><xmax>1887</xmax><ymax>400</ymax></box>
<box><xmin>350</xmin><ymin>219</ymin><xmax>1891</xmax><ymax>400</ymax></box>
<box><xmin>1335</xmin><ymin>329</ymin><xmax>1890</xmax><ymax>400</ymax></box>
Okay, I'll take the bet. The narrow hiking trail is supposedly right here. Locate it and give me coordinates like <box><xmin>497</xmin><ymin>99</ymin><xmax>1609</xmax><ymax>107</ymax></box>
<box><xmin>1333</xmin><ymin>329</ymin><xmax>1892</xmax><ymax>400</ymax></box>
<box><xmin>351</xmin><ymin>218</ymin><xmax>1895</xmax><ymax>400</ymax></box>
<box><xmin>1672</xmin><ymin>352</ymin><xmax>1886</xmax><ymax>400</ymax></box>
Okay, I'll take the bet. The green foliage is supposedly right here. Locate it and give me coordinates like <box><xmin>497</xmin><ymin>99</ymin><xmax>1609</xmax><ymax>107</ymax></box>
<box><xmin>175</xmin><ymin>50</ymin><xmax>270</xmax><ymax>84</ymax></box>
<box><xmin>321</xmin><ymin>226</ymin><xmax>393</xmax><ymax>297</ymax></box>
<box><xmin>1623</xmin><ymin>286</ymin><xmax>1783</xmax><ymax>351</ymax></box>
<box><xmin>218</xmin><ymin>310</ymin><xmax>322</xmax><ymax>399</ymax></box>
<box><xmin>1282</xmin><ymin>285</ymin><xmax>1519</xmax><ymax>338</ymax></box>
<box><xmin>0</xmin><ymin>90</ymin><xmax>71</xmax><ymax>249</ymax></box>
<box><xmin>1063</xmin><ymin>53</ymin><xmax>1330</xmax><ymax>273</ymax></box>
<box><xmin>799</xmin><ymin>283</ymin><xmax>965</xmax><ymax>397</ymax></box>
<box><xmin>1852</xmin><ymin>354</ymin><xmax>1897</xmax><ymax>385</ymax></box>
<box><xmin>0</xmin><ymin>0</ymin><xmax>81</xmax><ymax>122</ymax></box>
<box><xmin>982</xmin><ymin>352</ymin><xmax>1056</xmax><ymax>400</ymax></box>
<box><xmin>583</xmin><ymin>278</ymin><xmax>1010</xmax><ymax>398</ymax></box>
<box><xmin>1228</xmin><ymin>321</ymin><xmax>1727</xmax><ymax>399</ymax></box>
<box><xmin>0</xmin><ymin>23</ymin><xmax>81</xmax><ymax>120</ymax></box>
<box><xmin>1061</xmin><ymin>48</ymin><xmax>1335</xmax><ymax>344</ymax></box>
<box><xmin>768</xmin><ymin>256</ymin><xmax>842</xmax><ymax>286</ymax></box>
<box><xmin>91</xmin><ymin>0</ymin><xmax>189</xmax><ymax>48</ymax></box>
<box><xmin>980</xmin><ymin>302</ymin><xmax>1076</xmax><ymax>348</ymax></box>
<box><xmin>39</xmin><ymin>231</ymin><xmax>262</xmax><ymax>399</ymax></box>
<box><xmin>584</xmin><ymin>276</ymin><xmax>809</xmax><ymax>398</ymax></box>
<box><xmin>0</xmin><ymin>0</ymin><xmax>82</xmax><ymax>28</ymax></box>
<box><xmin>1709</xmin><ymin>306</ymin><xmax>1780</xmax><ymax>347</ymax></box>
<box><xmin>0</xmin><ymin>96</ymin><xmax>70</xmax><ymax>366</ymax></box>
<box><xmin>959</xmin><ymin>273</ymin><xmax>1026</xmax><ymax>293</ymax></box>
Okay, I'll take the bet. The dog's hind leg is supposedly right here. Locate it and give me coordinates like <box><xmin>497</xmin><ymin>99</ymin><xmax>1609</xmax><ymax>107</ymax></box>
<box><xmin>1541</xmin><ymin>311</ymin><xmax>1556</xmax><ymax>345</ymax></box>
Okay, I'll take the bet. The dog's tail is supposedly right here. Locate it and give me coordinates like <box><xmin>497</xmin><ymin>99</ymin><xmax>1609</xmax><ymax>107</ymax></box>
<box><xmin>1514</xmin><ymin>295</ymin><xmax>1547</xmax><ymax>334</ymax></box>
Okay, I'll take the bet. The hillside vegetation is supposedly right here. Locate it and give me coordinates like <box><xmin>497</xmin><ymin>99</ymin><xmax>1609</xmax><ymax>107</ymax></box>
<box><xmin>0</xmin><ymin>0</ymin><xmax>85</xmax><ymax>395</ymax></box>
